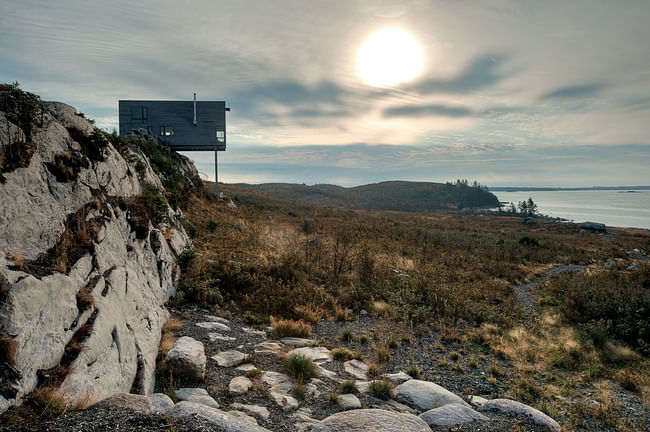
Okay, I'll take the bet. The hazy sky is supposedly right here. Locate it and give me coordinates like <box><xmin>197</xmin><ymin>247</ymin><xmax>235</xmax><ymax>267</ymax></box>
<box><xmin>1</xmin><ymin>0</ymin><xmax>649</xmax><ymax>187</ymax></box>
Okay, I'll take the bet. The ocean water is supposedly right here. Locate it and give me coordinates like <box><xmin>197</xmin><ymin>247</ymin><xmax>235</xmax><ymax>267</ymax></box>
<box><xmin>492</xmin><ymin>190</ymin><xmax>650</xmax><ymax>230</ymax></box>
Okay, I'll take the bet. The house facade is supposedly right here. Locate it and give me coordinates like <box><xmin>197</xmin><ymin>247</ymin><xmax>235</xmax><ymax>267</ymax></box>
<box><xmin>118</xmin><ymin>98</ymin><xmax>228</xmax><ymax>151</ymax></box>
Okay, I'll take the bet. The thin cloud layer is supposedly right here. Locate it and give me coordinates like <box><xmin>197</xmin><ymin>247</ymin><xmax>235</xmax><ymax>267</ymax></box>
<box><xmin>1</xmin><ymin>0</ymin><xmax>649</xmax><ymax>186</ymax></box>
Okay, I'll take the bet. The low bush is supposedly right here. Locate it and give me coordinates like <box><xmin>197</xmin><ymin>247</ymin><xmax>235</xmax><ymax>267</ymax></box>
<box><xmin>542</xmin><ymin>266</ymin><xmax>650</xmax><ymax>353</ymax></box>
<box><xmin>283</xmin><ymin>354</ymin><xmax>317</xmax><ymax>383</ymax></box>
<box><xmin>331</xmin><ymin>348</ymin><xmax>354</xmax><ymax>361</ymax></box>
<box><xmin>368</xmin><ymin>380</ymin><xmax>393</xmax><ymax>400</ymax></box>
<box><xmin>270</xmin><ymin>317</ymin><xmax>311</xmax><ymax>339</ymax></box>
<box><xmin>340</xmin><ymin>328</ymin><xmax>354</xmax><ymax>342</ymax></box>
<box><xmin>340</xmin><ymin>380</ymin><xmax>357</xmax><ymax>393</ymax></box>
<box><xmin>405</xmin><ymin>365</ymin><xmax>420</xmax><ymax>378</ymax></box>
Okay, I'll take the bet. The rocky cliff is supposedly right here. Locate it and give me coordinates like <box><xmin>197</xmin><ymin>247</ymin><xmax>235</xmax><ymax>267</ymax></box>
<box><xmin>0</xmin><ymin>94</ymin><xmax>191</xmax><ymax>412</ymax></box>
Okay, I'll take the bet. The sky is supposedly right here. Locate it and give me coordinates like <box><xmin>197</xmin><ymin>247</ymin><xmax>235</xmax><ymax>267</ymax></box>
<box><xmin>1</xmin><ymin>0</ymin><xmax>649</xmax><ymax>187</ymax></box>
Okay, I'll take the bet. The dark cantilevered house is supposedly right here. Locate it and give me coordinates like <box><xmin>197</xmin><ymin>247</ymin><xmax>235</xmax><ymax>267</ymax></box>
<box><xmin>118</xmin><ymin>94</ymin><xmax>229</xmax><ymax>193</ymax></box>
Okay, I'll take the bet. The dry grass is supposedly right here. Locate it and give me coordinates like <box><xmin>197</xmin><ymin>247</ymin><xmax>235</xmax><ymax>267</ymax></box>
<box><xmin>294</xmin><ymin>304</ymin><xmax>325</xmax><ymax>324</ymax></box>
<box><xmin>159</xmin><ymin>317</ymin><xmax>183</xmax><ymax>357</ymax></box>
<box><xmin>8</xmin><ymin>250</ymin><xmax>25</xmax><ymax>269</ymax></box>
<box><xmin>30</xmin><ymin>386</ymin><xmax>67</xmax><ymax>417</ymax></box>
<box><xmin>269</xmin><ymin>316</ymin><xmax>311</xmax><ymax>339</ymax></box>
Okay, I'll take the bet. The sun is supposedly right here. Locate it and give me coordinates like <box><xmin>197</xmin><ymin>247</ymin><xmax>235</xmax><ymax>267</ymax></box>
<box><xmin>359</xmin><ymin>28</ymin><xmax>423</xmax><ymax>87</ymax></box>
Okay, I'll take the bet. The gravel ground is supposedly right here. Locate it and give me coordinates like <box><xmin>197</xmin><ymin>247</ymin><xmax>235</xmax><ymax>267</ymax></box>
<box><xmin>3</xmin><ymin>303</ymin><xmax>648</xmax><ymax>432</ymax></box>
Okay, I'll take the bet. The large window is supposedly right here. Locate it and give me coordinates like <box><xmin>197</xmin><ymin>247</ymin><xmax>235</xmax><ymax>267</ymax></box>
<box><xmin>216</xmin><ymin>129</ymin><xmax>225</xmax><ymax>142</ymax></box>
<box><xmin>160</xmin><ymin>126</ymin><xmax>174</xmax><ymax>136</ymax></box>
<box><xmin>131</xmin><ymin>106</ymin><xmax>148</xmax><ymax>122</ymax></box>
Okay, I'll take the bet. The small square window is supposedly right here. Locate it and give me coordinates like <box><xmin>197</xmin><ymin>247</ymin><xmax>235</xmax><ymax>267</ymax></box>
<box><xmin>160</xmin><ymin>126</ymin><xmax>174</xmax><ymax>136</ymax></box>
<box><xmin>216</xmin><ymin>130</ymin><xmax>225</xmax><ymax>142</ymax></box>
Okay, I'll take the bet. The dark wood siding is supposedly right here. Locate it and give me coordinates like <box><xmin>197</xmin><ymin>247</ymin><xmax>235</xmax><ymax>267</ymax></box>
<box><xmin>118</xmin><ymin>100</ymin><xmax>227</xmax><ymax>151</ymax></box>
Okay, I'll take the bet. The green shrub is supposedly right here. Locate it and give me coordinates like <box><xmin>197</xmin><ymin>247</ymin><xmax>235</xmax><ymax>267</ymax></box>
<box><xmin>245</xmin><ymin>369</ymin><xmax>262</xmax><ymax>379</ymax></box>
<box><xmin>340</xmin><ymin>380</ymin><xmax>357</xmax><ymax>393</ymax></box>
<box><xmin>328</xmin><ymin>393</ymin><xmax>339</xmax><ymax>403</ymax></box>
<box><xmin>368</xmin><ymin>380</ymin><xmax>393</xmax><ymax>400</ymax></box>
<box><xmin>405</xmin><ymin>365</ymin><xmax>420</xmax><ymax>378</ymax></box>
<box><xmin>340</xmin><ymin>328</ymin><xmax>354</xmax><ymax>342</ymax></box>
<box><xmin>449</xmin><ymin>351</ymin><xmax>461</xmax><ymax>361</ymax></box>
<box><xmin>284</xmin><ymin>354</ymin><xmax>317</xmax><ymax>383</ymax></box>
<box><xmin>332</xmin><ymin>348</ymin><xmax>354</xmax><ymax>361</ymax></box>
<box><xmin>293</xmin><ymin>384</ymin><xmax>306</xmax><ymax>400</ymax></box>
<box><xmin>208</xmin><ymin>219</ymin><xmax>219</xmax><ymax>232</ymax></box>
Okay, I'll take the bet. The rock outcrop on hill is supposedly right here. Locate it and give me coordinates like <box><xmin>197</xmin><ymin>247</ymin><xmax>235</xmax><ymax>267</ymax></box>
<box><xmin>0</xmin><ymin>98</ymin><xmax>190</xmax><ymax>413</ymax></box>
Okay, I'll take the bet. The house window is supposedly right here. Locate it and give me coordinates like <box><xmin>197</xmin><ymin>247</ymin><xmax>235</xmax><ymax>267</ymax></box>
<box><xmin>131</xmin><ymin>106</ymin><xmax>148</xmax><ymax>122</ymax></box>
<box><xmin>216</xmin><ymin>129</ymin><xmax>225</xmax><ymax>142</ymax></box>
<box><xmin>160</xmin><ymin>126</ymin><xmax>174</xmax><ymax>136</ymax></box>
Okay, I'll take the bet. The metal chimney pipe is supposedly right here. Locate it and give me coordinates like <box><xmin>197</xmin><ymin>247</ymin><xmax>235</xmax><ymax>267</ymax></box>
<box><xmin>193</xmin><ymin>93</ymin><xmax>197</xmax><ymax>125</ymax></box>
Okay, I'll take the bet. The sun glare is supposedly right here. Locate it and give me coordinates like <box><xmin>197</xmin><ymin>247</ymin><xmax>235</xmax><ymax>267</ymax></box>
<box><xmin>359</xmin><ymin>28</ymin><xmax>423</xmax><ymax>87</ymax></box>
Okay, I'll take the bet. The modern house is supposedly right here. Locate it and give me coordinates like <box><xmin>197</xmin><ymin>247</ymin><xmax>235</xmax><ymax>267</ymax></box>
<box><xmin>118</xmin><ymin>95</ymin><xmax>230</xmax><ymax>192</ymax></box>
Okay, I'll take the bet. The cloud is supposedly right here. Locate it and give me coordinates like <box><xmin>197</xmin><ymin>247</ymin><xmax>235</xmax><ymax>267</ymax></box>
<box><xmin>406</xmin><ymin>54</ymin><xmax>510</xmax><ymax>94</ymax></box>
<box><xmin>383</xmin><ymin>104</ymin><xmax>473</xmax><ymax>118</ymax></box>
<box><xmin>541</xmin><ymin>83</ymin><xmax>606</xmax><ymax>100</ymax></box>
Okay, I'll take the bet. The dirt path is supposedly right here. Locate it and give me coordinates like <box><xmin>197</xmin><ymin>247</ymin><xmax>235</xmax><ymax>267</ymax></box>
<box><xmin>512</xmin><ymin>265</ymin><xmax>585</xmax><ymax>313</ymax></box>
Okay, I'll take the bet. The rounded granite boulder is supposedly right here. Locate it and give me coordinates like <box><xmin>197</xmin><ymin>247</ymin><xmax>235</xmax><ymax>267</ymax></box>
<box><xmin>311</xmin><ymin>409</ymin><xmax>431</xmax><ymax>432</ymax></box>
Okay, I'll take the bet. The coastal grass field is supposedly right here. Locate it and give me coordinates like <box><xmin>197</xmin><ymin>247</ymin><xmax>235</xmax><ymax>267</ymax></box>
<box><xmin>175</xmin><ymin>182</ymin><xmax>650</xmax><ymax>430</ymax></box>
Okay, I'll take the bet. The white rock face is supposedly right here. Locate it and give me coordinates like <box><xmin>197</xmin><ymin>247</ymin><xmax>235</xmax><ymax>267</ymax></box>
<box><xmin>288</xmin><ymin>346</ymin><xmax>332</xmax><ymax>363</ymax></box>
<box><xmin>311</xmin><ymin>409</ymin><xmax>432</xmax><ymax>432</ymax></box>
<box><xmin>478</xmin><ymin>399</ymin><xmax>561</xmax><ymax>432</ymax></box>
<box><xmin>230</xmin><ymin>376</ymin><xmax>253</xmax><ymax>394</ymax></box>
<box><xmin>165</xmin><ymin>336</ymin><xmax>206</xmax><ymax>380</ymax></box>
<box><xmin>212</xmin><ymin>350</ymin><xmax>247</xmax><ymax>367</ymax></box>
<box><xmin>254</xmin><ymin>341</ymin><xmax>285</xmax><ymax>355</ymax></box>
<box><xmin>208</xmin><ymin>332</ymin><xmax>236</xmax><ymax>342</ymax></box>
<box><xmin>175</xmin><ymin>387</ymin><xmax>220</xmax><ymax>409</ymax></box>
<box><xmin>344</xmin><ymin>360</ymin><xmax>369</xmax><ymax>380</ymax></box>
<box><xmin>280</xmin><ymin>338</ymin><xmax>313</xmax><ymax>347</ymax></box>
<box><xmin>419</xmin><ymin>403</ymin><xmax>488</xmax><ymax>427</ymax></box>
<box><xmin>394</xmin><ymin>380</ymin><xmax>469</xmax><ymax>412</ymax></box>
<box><xmin>0</xmin><ymin>104</ymin><xmax>189</xmax><ymax>413</ymax></box>
<box><xmin>383</xmin><ymin>371</ymin><xmax>413</xmax><ymax>384</ymax></box>
<box><xmin>261</xmin><ymin>371</ymin><xmax>299</xmax><ymax>412</ymax></box>
<box><xmin>169</xmin><ymin>401</ymin><xmax>271</xmax><ymax>432</ymax></box>
<box><xmin>197</xmin><ymin>321</ymin><xmax>231</xmax><ymax>331</ymax></box>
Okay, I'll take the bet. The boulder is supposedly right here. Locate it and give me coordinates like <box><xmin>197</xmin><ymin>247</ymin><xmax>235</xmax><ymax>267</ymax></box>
<box><xmin>281</xmin><ymin>338</ymin><xmax>314</xmax><ymax>347</ymax></box>
<box><xmin>169</xmin><ymin>401</ymin><xmax>271</xmax><ymax>432</ymax></box>
<box><xmin>208</xmin><ymin>332</ymin><xmax>236</xmax><ymax>342</ymax></box>
<box><xmin>242</xmin><ymin>327</ymin><xmax>267</xmax><ymax>337</ymax></box>
<box><xmin>165</xmin><ymin>336</ymin><xmax>206</xmax><ymax>380</ymax></box>
<box><xmin>235</xmin><ymin>363</ymin><xmax>258</xmax><ymax>372</ymax></box>
<box><xmin>91</xmin><ymin>393</ymin><xmax>153</xmax><ymax>414</ymax></box>
<box><xmin>231</xmin><ymin>403</ymin><xmax>270</xmax><ymax>422</ymax></box>
<box><xmin>148</xmin><ymin>393</ymin><xmax>175</xmax><ymax>414</ymax></box>
<box><xmin>394</xmin><ymin>380</ymin><xmax>469</xmax><ymax>411</ymax></box>
<box><xmin>383</xmin><ymin>371</ymin><xmax>412</xmax><ymax>384</ymax></box>
<box><xmin>344</xmin><ymin>360</ymin><xmax>369</xmax><ymax>380</ymax></box>
<box><xmin>230</xmin><ymin>376</ymin><xmax>253</xmax><ymax>394</ymax></box>
<box><xmin>196</xmin><ymin>321</ymin><xmax>231</xmax><ymax>331</ymax></box>
<box><xmin>254</xmin><ymin>341</ymin><xmax>285</xmax><ymax>355</ymax></box>
<box><xmin>261</xmin><ymin>371</ymin><xmax>298</xmax><ymax>411</ymax></box>
<box><xmin>478</xmin><ymin>399</ymin><xmax>561</xmax><ymax>432</ymax></box>
<box><xmin>311</xmin><ymin>409</ymin><xmax>431</xmax><ymax>432</ymax></box>
<box><xmin>338</xmin><ymin>393</ymin><xmax>361</xmax><ymax>410</ymax></box>
<box><xmin>288</xmin><ymin>346</ymin><xmax>332</xmax><ymax>363</ymax></box>
<box><xmin>175</xmin><ymin>387</ymin><xmax>219</xmax><ymax>409</ymax></box>
<box><xmin>419</xmin><ymin>403</ymin><xmax>488</xmax><ymax>427</ymax></box>
<box><xmin>212</xmin><ymin>350</ymin><xmax>247</xmax><ymax>367</ymax></box>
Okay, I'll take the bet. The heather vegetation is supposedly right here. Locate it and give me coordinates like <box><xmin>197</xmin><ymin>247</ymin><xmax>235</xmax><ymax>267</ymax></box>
<box><xmin>174</xmin><ymin>180</ymin><xmax>650</xmax><ymax>429</ymax></box>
